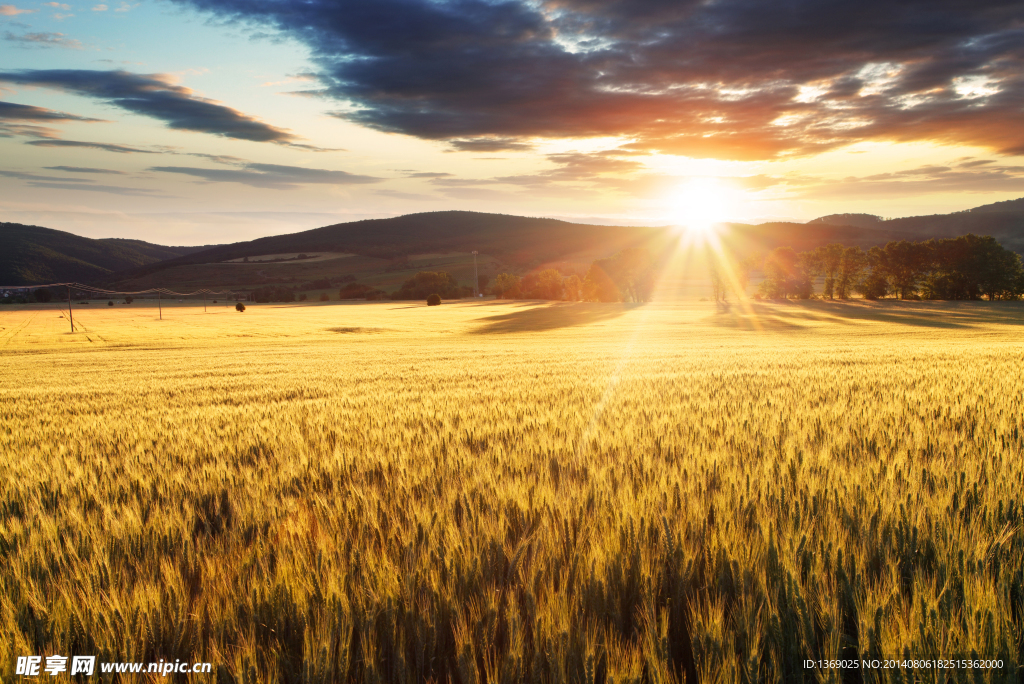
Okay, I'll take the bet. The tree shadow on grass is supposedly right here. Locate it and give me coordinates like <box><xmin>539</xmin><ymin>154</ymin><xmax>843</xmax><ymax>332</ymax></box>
<box><xmin>705</xmin><ymin>303</ymin><xmax>809</xmax><ymax>331</ymax></box>
<box><xmin>801</xmin><ymin>300</ymin><xmax>1024</xmax><ymax>328</ymax></box>
<box><xmin>710</xmin><ymin>300</ymin><xmax>1024</xmax><ymax>331</ymax></box>
<box><xmin>389</xmin><ymin>300</ymin><xmax>529</xmax><ymax>310</ymax></box>
<box><xmin>470</xmin><ymin>302</ymin><xmax>635</xmax><ymax>334</ymax></box>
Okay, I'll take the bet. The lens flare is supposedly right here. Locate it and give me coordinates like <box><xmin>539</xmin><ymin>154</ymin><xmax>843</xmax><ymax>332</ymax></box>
<box><xmin>669</xmin><ymin>178</ymin><xmax>727</xmax><ymax>236</ymax></box>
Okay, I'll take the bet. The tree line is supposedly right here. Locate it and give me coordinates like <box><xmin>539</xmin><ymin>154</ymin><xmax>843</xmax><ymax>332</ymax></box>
<box><xmin>493</xmin><ymin>247</ymin><xmax>660</xmax><ymax>302</ymax></box>
<box><xmin>710</xmin><ymin>233</ymin><xmax>1024</xmax><ymax>302</ymax></box>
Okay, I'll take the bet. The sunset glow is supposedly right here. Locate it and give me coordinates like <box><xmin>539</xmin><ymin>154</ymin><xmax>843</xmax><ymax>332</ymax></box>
<box><xmin>669</xmin><ymin>178</ymin><xmax>730</xmax><ymax>236</ymax></box>
<box><xmin>0</xmin><ymin>0</ymin><xmax>1022</xmax><ymax>242</ymax></box>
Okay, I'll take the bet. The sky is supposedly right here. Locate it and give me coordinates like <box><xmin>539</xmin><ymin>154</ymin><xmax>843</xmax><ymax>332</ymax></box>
<box><xmin>1</xmin><ymin>0</ymin><xmax>1023</xmax><ymax>245</ymax></box>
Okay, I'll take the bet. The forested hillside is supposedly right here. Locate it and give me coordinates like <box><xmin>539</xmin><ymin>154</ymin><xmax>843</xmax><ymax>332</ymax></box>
<box><xmin>0</xmin><ymin>223</ymin><xmax>216</xmax><ymax>286</ymax></box>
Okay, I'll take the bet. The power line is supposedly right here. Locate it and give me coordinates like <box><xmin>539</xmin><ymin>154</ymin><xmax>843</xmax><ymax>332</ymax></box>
<box><xmin>0</xmin><ymin>281</ymin><xmax>236</xmax><ymax>296</ymax></box>
<box><xmin>1</xmin><ymin>281</ymin><xmax>241</xmax><ymax>332</ymax></box>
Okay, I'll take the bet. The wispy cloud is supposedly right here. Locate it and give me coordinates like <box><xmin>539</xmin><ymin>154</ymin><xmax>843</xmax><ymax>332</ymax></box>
<box><xmin>150</xmin><ymin>162</ymin><xmax>382</xmax><ymax>189</ymax></box>
<box><xmin>798</xmin><ymin>162</ymin><xmax>1024</xmax><ymax>198</ymax></box>
<box><xmin>373</xmin><ymin>189</ymin><xmax>440</xmax><ymax>201</ymax></box>
<box><xmin>0</xmin><ymin>69</ymin><xmax>322</xmax><ymax>147</ymax></box>
<box><xmin>43</xmin><ymin>3</ymin><xmax>73</xmax><ymax>19</ymax></box>
<box><xmin>181</xmin><ymin>151</ymin><xmax>247</xmax><ymax>164</ymax></box>
<box><xmin>0</xmin><ymin>101</ymin><xmax>104</xmax><ymax>122</ymax></box>
<box><xmin>0</xmin><ymin>4</ymin><xmax>34</xmax><ymax>15</ymax></box>
<box><xmin>445</xmin><ymin>138</ymin><xmax>535</xmax><ymax>153</ymax></box>
<box><xmin>26</xmin><ymin>138</ymin><xmax>157</xmax><ymax>153</ymax></box>
<box><xmin>20</xmin><ymin>181</ymin><xmax>166</xmax><ymax>196</ymax></box>
<box><xmin>4</xmin><ymin>31</ymin><xmax>85</xmax><ymax>49</ymax></box>
<box><xmin>493</xmin><ymin>151</ymin><xmax>645</xmax><ymax>187</ymax></box>
<box><xmin>0</xmin><ymin>168</ymin><xmax>166</xmax><ymax>196</ymax></box>
<box><xmin>45</xmin><ymin>165</ymin><xmax>127</xmax><ymax>174</ymax></box>
<box><xmin>260</xmin><ymin>73</ymin><xmax>316</xmax><ymax>88</ymax></box>
<box><xmin>403</xmin><ymin>171</ymin><xmax>452</xmax><ymax>178</ymax></box>
<box><xmin>0</xmin><ymin>169</ymin><xmax>95</xmax><ymax>182</ymax></box>
<box><xmin>0</xmin><ymin>122</ymin><xmax>63</xmax><ymax>139</ymax></box>
<box><xmin>0</xmin><ymin>101</ymin><xmax>163</xmax><ymax>155</ymax></box>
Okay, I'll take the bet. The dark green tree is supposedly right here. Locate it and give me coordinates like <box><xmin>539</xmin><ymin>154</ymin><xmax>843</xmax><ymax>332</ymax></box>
<box><xmin>583</xmin><ymin>261</ymin><xmax>620</xmax><ymax>302</ymax></box>
<box><xmin>856</xmin><ymin>271</ymin><xmax>889</xmax><ymax>300</ymax></box>
<box><xmin>923</xmin><ymin>234</ymin><xmax>1023</xmax><ymax>300</ymax></box>
<box><xmin>708</xmin><ymin>258</ymin><xmax>726</xmax><ymax>302</ymax></box>
<box><xmin>869</xmin><ymin>240</ymin><xmax>932</xmax><ymax>299</ymax></box>
<box><xmin>835</xmin><ymin>247</ymin><xmax>866</xmax><ymax>299</ymax></box>
<box><xmin>759</xmin><ymin>247</ymin><xmax>811</xmax><ymax>299</ymax></box>
<box><xmin>563</xmin><ymin>274</ymin><xmax>582</xmax><ymax>301</ymax></box>
<box><xmin>392</xmin><ymin>272</ymin><xmax>467</xmax><ymax>300</ymax></box>
<box><xmin>252</xmin><ymin>287</ymin><xmax>296</xmax><ymax>303</ymax></box>
<box><xmin>532</xmin><ymin>269</ymin><xmax>565</xmax><ymax>300</ymax></box>
<box><xmin>585</xmin><ymin>248</ymin><xmax>658</xmax><ymax>302</ymax></box>
<box><xmin>805</xmin><ymin>244</ymin><xmax>845</xmax><ymax>299</ymax></box>
<box><xmin>493</xmin><ymin>273</ymin><xmax>521</xmax><ymax>298</ymax></box>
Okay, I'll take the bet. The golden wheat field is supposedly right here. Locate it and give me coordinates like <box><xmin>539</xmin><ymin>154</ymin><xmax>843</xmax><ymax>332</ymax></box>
<box><xmin>2</xmin><ymin>299</ymin><xmax>1023</xmax><ymax>683</ymax></box>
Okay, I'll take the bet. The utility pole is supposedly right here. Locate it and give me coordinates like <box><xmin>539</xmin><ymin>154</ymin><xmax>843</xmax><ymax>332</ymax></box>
<box><xmin>203</xmin><ymin>292</ymin><xmax>207</xmax><ymax>312</ymax></box>
<box><xmin>66</xmin><ymin>285</ymin><xmax>74</xmax><ymax>333</ymax></box>
<box><xmin>158</xmin><ymin>292</ymin><xmax>162</xmax><ymax>320</ymax></box>
<box><xmin>472</xmin><ymin>251</ymin><xmax>479</xmax><ymax>297</ymax></box>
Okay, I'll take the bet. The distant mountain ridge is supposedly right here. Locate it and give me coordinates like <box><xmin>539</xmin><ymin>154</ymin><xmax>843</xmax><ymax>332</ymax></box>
<box><xmin>3</xmin><ymin>197</ymin><xmax>1022</xmax><ymax>287</ymax></box>
<box><xmin>0</xmin><ymin>223</ymin><xmax>218</xmax><ymax>286</ymax></box>
<box><xmin>109</xmin><ymin>211</ymin><xmax>670</xmax><ymax>284</ymax></box>
<box><xmin>807</xmin><ymin>213</ymin><xmax>885</xmax><ymax>228</ymax></box>
<box><xmin>964</xmin><ymin>197</ymin><xmax>1024</xmax><ymax>214</ymax></box>
<box><xmin>134</xmin><ymin>199</ymin><xmax>1023</xmax><ymax>273</ymax></box>
<box><xmin>880</xmin><ymin>206</ymin><xmax>1024</xmax><ymax>253</ymax></box>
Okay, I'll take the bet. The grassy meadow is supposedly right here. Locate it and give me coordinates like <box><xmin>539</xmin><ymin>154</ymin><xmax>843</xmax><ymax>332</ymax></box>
<box><xmin>2</xmin><ymin>298</ymin><xmax>1023</xmax><ymax>683</ymax></box>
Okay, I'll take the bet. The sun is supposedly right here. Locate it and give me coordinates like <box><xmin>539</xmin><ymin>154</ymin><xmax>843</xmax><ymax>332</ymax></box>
<box><xmin>669</xmin><ymin>178</ymin><xmax>728</xmax><ymax>236</ymax></box>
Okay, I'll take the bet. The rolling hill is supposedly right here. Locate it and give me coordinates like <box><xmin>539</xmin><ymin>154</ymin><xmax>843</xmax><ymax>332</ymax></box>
<box><xmin>5</xmin><ymin>197</ymin><xmax>1023</xmax><ymax>291</ymax></box>
<box><xmin>100</xmin><ymin>211</ymin><xmax>679</xmax><ymax>292</ymax></box>
<box><xmin>113</xmin><ymin>212</ymin><xmax>669</xmax><ymax>275</ymax></box>
<box><xmin>122</xmin><ymin>199</ymin><xmax>1023</xmax><ymax>272</ymax></box>
<box><xmin>0</xmin><ymin>223</ymin><xmax>219</xmax><ymax>286</ymax></box>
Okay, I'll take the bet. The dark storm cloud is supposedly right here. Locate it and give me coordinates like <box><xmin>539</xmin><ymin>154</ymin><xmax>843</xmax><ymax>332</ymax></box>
<box><xmin>150</xmin><ymin>162</ymin><xmax>382</xmax><ymax>189</ymax></box>
<box><xmin>0</xmin><ymin>100</ymin><xmax>103</xmax><ymax>122</ymax></box>
<box><xmin>0</xmin><ymin>69</ymin><xmax>304</xmax><ymax>145</ymax></box>
<box><xmin>170</xmin><ymin>0</ymin><xmax>1024</xmax><ymax>159</ymax></box>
